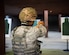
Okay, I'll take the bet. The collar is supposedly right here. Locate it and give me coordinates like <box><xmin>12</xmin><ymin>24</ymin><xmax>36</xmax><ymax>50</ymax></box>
<box><xmin>21</xmin><ymin>23</ymin><xmax>32</xmax><ymax>26</ymax></box>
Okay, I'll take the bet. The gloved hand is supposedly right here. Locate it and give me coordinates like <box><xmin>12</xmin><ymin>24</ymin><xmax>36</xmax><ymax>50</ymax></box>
<box><xmin>36</xmin><ymin>21</ymin><xmax>44</xmax><ymax>28</ymax></box>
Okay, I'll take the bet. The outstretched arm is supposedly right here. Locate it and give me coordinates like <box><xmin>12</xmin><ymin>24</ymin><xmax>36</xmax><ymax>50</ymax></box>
<box><xmin>36</xmin><ymin>21</ymin><xmax>47</xmax><ymax>37</ymax></box>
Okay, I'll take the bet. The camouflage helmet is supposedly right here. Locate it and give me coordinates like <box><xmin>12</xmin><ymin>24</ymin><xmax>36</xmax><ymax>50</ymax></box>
<box><xmin>19</xmin><ymin>7</ymin><xmax>37</xmax><ymax>22</ymax></box>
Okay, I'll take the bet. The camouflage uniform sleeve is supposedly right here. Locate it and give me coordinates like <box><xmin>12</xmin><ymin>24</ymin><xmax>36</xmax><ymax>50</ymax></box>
<box><xmin>11</xmin><ymin>27</ymin><xmax>18</xmax><ymax>40</ymax></box>
<box><xmin>38</xmin><ymin>25</ymin><xmax>47</xmax><ymax>37</ymax></box>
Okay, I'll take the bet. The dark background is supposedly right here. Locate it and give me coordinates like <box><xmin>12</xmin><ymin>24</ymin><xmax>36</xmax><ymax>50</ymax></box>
<box><xmin>4</xmin><ymin>0</ymin><xmax>69</xmax><ymax>15</ymax></box>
